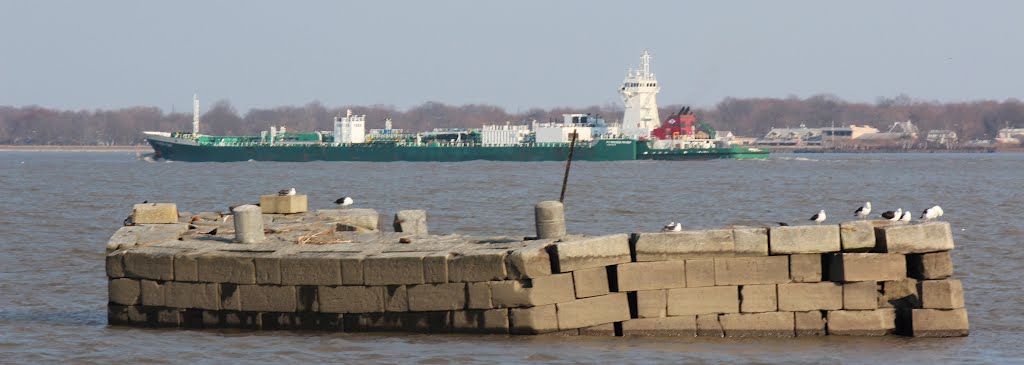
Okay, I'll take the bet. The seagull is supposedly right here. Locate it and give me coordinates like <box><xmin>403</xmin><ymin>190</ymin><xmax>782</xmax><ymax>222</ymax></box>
<box><xmin>854</xmin><ymin>202</ymin><xmax>871</xmax><ymax>219</ymax></box>
<box><xmin>661</xmin><ymin>222</ymin><xmax>682</xmax><ymax>232</ymax></box>
<box><xmin>810</xmin><ymin>210</ymin><xmax>826</xmax><ymax>224</ymax></box>
<box><xmin>921</xmin><ymin>206</ymin><xmax>943</xmax><ymax>221</ymax></box>
<box><xmin>900</xmin><ymin>210</ymin><xmax>912</xmax><ymax>222</ymax></box>
<box><xmin>335</xmin><ymin>196</ymin><xmax>354</xmax><ymax>208</ymax></box>
<box><xmin>934</xmin><ymin>205</ymin><xmax>944</xmax><ymax>217</ymax></box>
<box><xmin>205</xmin><ymin>228</ymin><xmax>218</xmax><ymax>235</ymax></box>
<box><xmin>776</xmin><ymin>222</ymin><xmax>790</xmax><ymax>227</ymax></box>
<box><xmin>122</xmin><ymin>215</ymin><xmax>133</xmax><ymax>226</ymax></box>
<box><xmin>278</xmin><ymin>188</ymin><xmax>296</xmax><ymax>196</ymax></box>
<box><xmin>881</xmin><ymin>208</ymin><xmax>903</xmax><ymax>221</ymax></box>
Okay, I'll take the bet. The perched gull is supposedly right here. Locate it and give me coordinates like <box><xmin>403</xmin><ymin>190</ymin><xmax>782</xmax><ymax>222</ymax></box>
<box><xmin>810</xmin><ymin>210</ymin><xmax>826</xmax><ymax>224</ymax></box>
<box><xmin>278</xmin><ymin>188</ymin><xmax>297</xmax><ymax>196</ymax></box>
<box><xmin>776</xmin><ymin>222</ymin><xmax>790</xmax><ymax>227</ymax></box>
<box><xmin>921</xmin><ymin>206</ymin><xmax>943</xmax><ymax>221</ymax></box>
<box><xmin>854</xmin><ymin>202</ymin><xmax>871</xmax><ymax>220</ymax></box>
<box><xmin>335</xmin><ymin>196</ymin><xmax>354</xmax><ymax>208</ymax></box>
<box><xmin>661</xmin><ymin>222</ymin><xmax>682</xmax><ymax>232</ymax></box>
<box><xmin>881</xmin><ymin>208</ymin><xmax>903</xmax><ymax>221</ymax></box>
<box><xmin>900</xmin><ymin>210</ymin><xmax>912</xmax><ymax>222</ymax></box>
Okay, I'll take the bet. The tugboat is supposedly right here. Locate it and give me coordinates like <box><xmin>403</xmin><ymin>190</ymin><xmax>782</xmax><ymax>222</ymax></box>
<box><xmin>637</xmin><ymin>106</ymin><xmax>769</xmax><ymax>160</ymax></box>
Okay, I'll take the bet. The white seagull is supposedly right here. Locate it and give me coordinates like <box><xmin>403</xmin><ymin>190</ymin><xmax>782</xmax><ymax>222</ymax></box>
<box><xmin>335</xmin><ymin>196</ymin><xmax>354</xmax><ymax>208</ymax></box>
<box><xmin>854</xmin><ymin>202</ymin><xmax>872</xmax><ymax>220</ymax></box>
<box><xmin>810</xmin><ymin>210</ymin><xmax>826</xmax><ymax>224</ymax></box>
<box><xmin>881</xmin><ymin>208</ymin><xmax>903</xmax><ymax>221</ymax></box>
<box><xmin>921</xmin><ymin>205</ymin><xmax>943</xmax><ymax>221</ymax></box>
<box><xmin>900</xmin><ymin>210</ymin><xmax>912</xmax><ymax>222</ymax></box>
<box><xmin>662</xmin><ymin>222</ymin><xmax>682</xmax><ymax>232</ymax></box>
<box><xmin>278</xmin><ymin>188</ymin><xmax>297</xmax><ymax>196</ymax></box>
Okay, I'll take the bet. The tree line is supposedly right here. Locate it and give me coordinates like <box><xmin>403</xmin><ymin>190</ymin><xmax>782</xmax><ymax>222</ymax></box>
<box><xmin>2</xmin><ymin>94</ymin><xmax>1022</xmax><ymax>145</ymax></box>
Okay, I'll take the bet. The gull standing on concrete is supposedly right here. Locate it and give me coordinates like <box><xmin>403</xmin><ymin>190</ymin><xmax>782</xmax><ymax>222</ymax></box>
<box><xmin>900</xmin><ymin>210</ymin><xmax>912</xmax><ymax>222</ymax></box>
<box><xmin>921</xmin><ymin>205</ymin><xmax>943</xmax><ymax>221</ymax></box>
<box><xmin>810</xmin><ymin>210</ymin><xmax>826</xmax><ymax>224</ymax></box>
<box><xmin>881</xmin><ymin>208</ymin><xmax>902</xmax><ymax>221</ymax></box>
<box><xmin>854</xmin><ymin>202</ymin><xmax>871</xmax><ymax>220</ymax></box>
<box><xmin>335</xmin><ymin>196</ymin><xmax>354</xmax><ymax>208</ymax></box>
<box><xmin>278</xmin><ymin>188</ymin><xmax>296</xmax><ymax>196</ymax></box>
<box><xmin>661</xmin><ymin>222</ymin><xmax>682</xmax><ymax>232</ymax></box>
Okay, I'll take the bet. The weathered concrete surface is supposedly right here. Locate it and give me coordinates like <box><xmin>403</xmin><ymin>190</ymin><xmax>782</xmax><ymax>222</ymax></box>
<box><xmin>233</xmin><ymin>205</ymin><xmax>265</xmax><ymax>244</ymax></box>
<box><xmin>696</xmin><ymin>314</ymin><xmax>723</xmax><ymax>337</ymax></box>
<box><xmin>634</xmin><ymin>229</ymin><xmax>734</xmax><ymax>262</ymax></box>
<box><xmin>685</xmin><ymin>259</ymin><xmax>715</xmax><ymax>287</ymax></box>
<box><xmin>843</xmin><ymin>281</ymin><xmax>879</xmax><ymax>310</ymax></box>
<box><xmin>196</xmin><ymin>250</ymin><xmax>259</xmax><ymax>284</ymax></box>
<box><xmin>874</xmin><ymin>222</ymin><xmax>954</xmax><ymax>254</ymax></box>
<box><xmin>920</xmin><ymin>279</ymin><xmax>965</xmax><ymax>309</ymax></box>
<box><xmin>879</xmin><ymin>278</ymin><xmax>921</xmax><ymax>309</ymax></box>
<box><xmin>839</xmin><ymin>221</ymin><xmax>876</xmax><ymax>252</ymax></box>
<box><xmin>535</xmin><ymin>201</ymin><xmax>566</xmax><ymax>239</ymax></box>
<box><xmin>466</xmin><ymin>282</ymin><xmax>492</xmax><ymax>309</ymax></box>
<box><xmin>238</xmin><ymin>285</ymin><xmax>297</xmax><ymax>312</ymax></box>
<box><xmin>319</xmin><ymin>285</ymin><xmax>384</xmax><ymax>313</ymax></box>
<box><xmin>827</xmin><ymin>309</ymin><xmax>896</xmax><ymax>336</ymax></box>
<box><xmin>907</xmin><ymin>251</ymin><xmax>954</xmax><ymax>279</ymax></box>
<box><xmin>279</xmin><ymin>253</ymin><xmax>344</xmax><ymax>285</ymax></box>
<box><xmin>720</xmin><ymin>312</ymin><xmax>795</xmax><ymax>337</ymax></box>
<box><xmin>407</xmin><ymin>283</ymin><xmax>467</xmax><ymax>311</ymax></box>
<box><xmin>164</xmin><ymin>282</ymin><xmax>220</xmax><ymax>310</ymax></box>
<box><xmin>636</xmin><ymin>289</ymin><xmax>667</xmax><ymax>318</ymax></box>
<box><xmin>490</xmin><ymin>274</ymin><xmax>576</xmax><ymax>308</ymax></box>
<box><xmin>828</xmin><ymin>253</ymin><xmax>906</xmax><ymax>282</ymax></box>
<box><xmin>363</xmin><ymin>251</ymin><xmax>427</xmax><ymax>285</ymax></box>
<box><xmin>259</xmin><ymin>195</ymin><xmax>308</xmax><ymax>214</ymax></box>
<box><xmin>572</xmin><ymin>267</ymin><xmax>609</xmax><ymax>298</ymax></box>
<box><xmin>132</xmin><ymin>203</ymin><xmax>179</xmax><ymax>224</ymax></box>
<box><xmin>108</xmin><ymin>224</ymin><xmax>190</xmax><ymax>252</ymax></box>
<box><xmin>555</xmin><ymin>293</ymin><xmax>630</xmax><ymax>330</ymax></box>
<box><xmin>621</xmin><ymin>316</ymin><xmax>696</xmax><ymax>336</ymax></box>
<box><xmin>769</xmin><ymin>225</ymin><xmax>841</xmax><ymax>254</ymax></box>
<box><xmin>124</xmin><ymin>246</ymin><xmax>179</xmax><ymax>281</ymax></box>
<box><xmin>452</xmin><ymin>309</ymin><xmax>509</xmax><ymax>334</ymax></box>
<box><xmin>667</xmin><ymin>286</ymin><xmax>739</xmax><ymax>316</ymax></box>
<box><xmin>740</xmin><ymin>284</ymin><xmax>778</xmax><ymax>313</ymax></box>
<box><xmin>108</xmin><ymin>279</ymin><xmax>140</xmax><ymax>305</ymax></box>
<box><xmin>509</xmin><ymin>305</ymin><xmax>559</xmax><ymax>334</ymax></box>
<box><xmin>732</xmin><ymin>228</ymin><xmax>769</xmax><ymax>256</ymax></box>
<box><xmin>448</xmin><ymin>248</ymin><xmax>509</xmax><ymax>282</ymax></box>
<box><xmin>504</xmin><ymin>239</ymin><xmax>554</xmax><ymax>279</ymax></box>
<box><xmin>777</xmin><ymin>282</ymin><xmax>842</xmax><ymax>311</ymax></box>
<box><xmin>393</xmin><ymin>210</ymin><xmax>428</xmax><ymax>236</ymax></box>
<box><xmin>316</xmin><ymin>209</ymin><xmax>379</xmax><ymax>231</ymax></box>
<box><xmin>789</xmin><ymin>254</ymin><xmax>822</xmax><ymax>283</ymax></box>
<box><xmin>616</xmin><ymin>261</ymin><xmax>686</xmax><ymax>291</ymax></box>
<box><xmin>550</xmin><ymin>234</ymin><xmax>631</xmax><ymax>272</ymax></box>
<box><xmin>794</xmin><ymin>311</ymin><xmax>826</xmax><ymax>336</ymax></box>
<box><xmin>714</xmin><ymin>256</ymin><xmax>789</xmax><ymax>285</ymax></box>
<box><xmin>911</xmin><ymin>308</ymin><xmax>969</xmax><ymax>337</ymax></box>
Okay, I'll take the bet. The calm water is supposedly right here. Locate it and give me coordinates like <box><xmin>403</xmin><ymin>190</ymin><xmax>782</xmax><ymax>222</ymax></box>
<box><xmin>1</xmin><ymin>152</ymin><xmax>1022</xmax><ymax>364</ymax></box>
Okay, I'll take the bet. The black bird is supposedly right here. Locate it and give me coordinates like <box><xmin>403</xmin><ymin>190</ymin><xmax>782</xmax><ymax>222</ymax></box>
<box><xmin>881</xmin><ymin>209</ymin><xmax>902</xmax><ymax>221</ymax></box>
<box><xmin>142</xmin><ymin>200</ymin><xmax>148</xmax><ymax>204</ymax></box>
<box><xmin>123</xmin><ymin>215</ymin><xmax>133</xmax><ymax>226</ymax></box>
<box><xmin>205</xmin><ymin>228</ymin><xmax>218</xmax><ymax>235</ymax></box>
<box><xmin>335</xmin><ymin>196</ymin><xmax>354</xmax><ymax>208</ymax></box>
<box><xmin>776</xmin><ymin>222</ymin><xmax>790</xmax><ymax>226</ymax></box>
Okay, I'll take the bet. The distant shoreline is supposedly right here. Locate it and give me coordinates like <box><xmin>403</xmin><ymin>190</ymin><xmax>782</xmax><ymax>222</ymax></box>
<box><xmin>0</xmin><ymin>145</ymin><xmax>151</xmax><ymax>152</ymax></box>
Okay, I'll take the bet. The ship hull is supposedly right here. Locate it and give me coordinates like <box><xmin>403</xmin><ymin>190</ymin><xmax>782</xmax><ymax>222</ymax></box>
<box><xmin>636</xmin><ymin>145</ymin><xmax>770</xmax><ymax>160</ymax></box>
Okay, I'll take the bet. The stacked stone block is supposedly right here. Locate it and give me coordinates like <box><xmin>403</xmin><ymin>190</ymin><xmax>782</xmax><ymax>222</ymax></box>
<box><xmin>107</xmin><ymin>206</ymin><xmax>967</xmax><ymax>338</ymax></box>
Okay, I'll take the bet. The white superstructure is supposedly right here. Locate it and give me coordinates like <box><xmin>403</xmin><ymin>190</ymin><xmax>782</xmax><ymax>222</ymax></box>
<box><xmin>192</xmin><ymin>94</ymin><xmax>201</xmax><ymax>135</ymax></box>
<box><xmin>481</xmin><ymin>124</ymin><xmax>530</xmax><ymax>146</ymax></box>
<box><xmin>333</xmin><ymin>109</ymin><xmax>366</xmax><ymax>144</ymax></box>
<box><xmin>534</xmin><ymin>123</ymin><xmax>593</xmax><ymax>143</ymax></box>
<box><xmin>619</xmin><ymin>50</ymin><xmax>661</xmax><ymax>139</ymax></box>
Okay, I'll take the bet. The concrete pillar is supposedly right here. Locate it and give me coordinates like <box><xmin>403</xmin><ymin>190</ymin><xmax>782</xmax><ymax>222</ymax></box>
<box><xmin>394</xmin><ymin>210</ymin><xmax>429</xmax><ymax>235</ymax></box>
<box><xmin>233</xmin><ymin>204</ymin><xmax>265</xmax><ymax>244</ymax></box>
<box><xmin>535</xmin><ymin>201</ymin><xmax>566</xmax><ymax>239</ymax></box>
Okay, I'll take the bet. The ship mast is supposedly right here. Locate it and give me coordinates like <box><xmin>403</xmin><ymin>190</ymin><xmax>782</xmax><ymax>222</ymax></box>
<box><xmin>619</xmin><ymin>49</ymin><xmax>661</xmax><ymax>139</ymax></box>
<box><xmin>192</xmin><ymin>94</ymin><xmax>201</xmax><ymax>135</ymax></box>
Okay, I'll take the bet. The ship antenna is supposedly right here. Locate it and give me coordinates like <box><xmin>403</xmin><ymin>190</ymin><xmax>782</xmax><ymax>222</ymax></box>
<box><xmin>192</xmin><ymin>93</ymin><xmax>200</xmax><ymax>135</ymax></box>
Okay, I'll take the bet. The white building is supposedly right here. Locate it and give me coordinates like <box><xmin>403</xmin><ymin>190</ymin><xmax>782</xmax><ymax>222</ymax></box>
<box><xmin>619</xmin><ymin>50</ymin><xmax>661</xmax><ymax>139</ymax></box>
<box><xmin>333</xmin><ymin>109</ymin><xmax>365</xmax><ymax>144</ymax></box>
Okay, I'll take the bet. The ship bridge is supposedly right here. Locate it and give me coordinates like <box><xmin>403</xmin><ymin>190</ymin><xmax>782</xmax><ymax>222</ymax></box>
<box><xmin>620</xmin><ymin>50</ymin><xmax>661</xmax><ymax>139</ymax></box>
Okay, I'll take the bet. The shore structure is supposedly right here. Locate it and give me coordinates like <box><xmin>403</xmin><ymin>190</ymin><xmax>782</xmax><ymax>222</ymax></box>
<box><xmin>107</xmin><ymin>198</ymin><xmax>967</xmax><ymax>337</ymax></box>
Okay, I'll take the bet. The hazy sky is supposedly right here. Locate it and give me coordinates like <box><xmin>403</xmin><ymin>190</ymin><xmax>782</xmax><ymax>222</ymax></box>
<box><xmin>2</xmin><ymin>1</ymin><xmax>1022</xmax><ymax>112</ymax></box>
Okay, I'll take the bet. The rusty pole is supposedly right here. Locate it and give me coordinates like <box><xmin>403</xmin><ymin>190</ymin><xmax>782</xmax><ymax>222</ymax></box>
<box><xmin>559</xmin><ymin>129</ymin><xmax>578</xmax><ymax>203</ymax></box>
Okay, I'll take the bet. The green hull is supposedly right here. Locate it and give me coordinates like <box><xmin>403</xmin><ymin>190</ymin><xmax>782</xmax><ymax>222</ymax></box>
<box><xmin>146</xmin><ymin>136</ymin><xmax>768</xmax><ymax>162</ymax></box>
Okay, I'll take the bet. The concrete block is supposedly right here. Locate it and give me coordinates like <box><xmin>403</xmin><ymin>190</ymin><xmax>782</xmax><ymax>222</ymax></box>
<box><xmin>667</xmin><ymin>286</ymin><xmax>739</xmax><ymax>316</ymax></box>
<box><xmin>106</xmin><ymin>226</ymin><xmax>144</xmax><ymax>252</ymax></box>
<box><xmin>140</xmin><ymin>280</ymin><xmax>164</xmax><ymax>306</ymax></box>
<box><xmin>254</xmin><ymin>256</ymin><xmax>281</xmax><ymax>284</ymax></box>
<box><xmin>555</xmin><ymin>293</ymin><xmax>630</xmax><ymax>330</ymax></box>
<box><xmin>769</xmin><ymin>225</ymin><xmax>841</xmax><ymax>254</ymax></box>
<box><xmin>572</xmin><ymin>267</ymin><xmax>610</xmax><ymax>298</ymax></box>
<box><xmin>132</xmin><ymin>203</ymin><xmax>179</xmax><ymax>224</ymax></box>
<box><xmin>279</xmin><ymin>253</ymin><xmax>344</xmax><ymax>286</ymax></box>
<box><xmin>879</xmin><ymin>278</ymin><xmax>921</xmax><ymax>309</ymax></box>
<box><xmin>220</xmin><ymin>284</ymin><xmax>241</xmax><ymax>310</ymax></box>
<box><xmin>828</xmin><ymin>253</ymin><xmax>906</xmax><ymax>282</ymax></box>
<box><xmin>740</xmin><ymin>284</ymin><xmax>777</xmax><ymax>313</ymax></box>
<box><xmin>164</xmin><ymin>282</ymin><xmax>220</xmax><ymax>310</ymax></box>
<box><xmin>363</xmin><ymin>251</ymin><xmax>426</xmax><ymax>285</ymax></box>
<box><xmin>259</xmin><ymin>194</ymin><xmax>308</xmax><ymax>214</ymax></box>
<box><xmin>490</xmin><ymin>274</ymin><xmax>576</xmax><ymax>308</ymax></box>
<box><xmin>448</xmin><ymin>249</ymin><xmax>508</xmax><ymax>282</ymax></box>
<box><xmin>238</xmin><ymin>285</ymin><xmax>297</xmax><ymax>312</ymax></box>
<box><xmin>550</xmin><ymin>234</ymin><xmax>631</xmax><ymax>272</ymax></box>
<box><xmin>875</xmin><ymin>222</ymin><xmax>954</xmax><ymax>254</ymax></box>
<box><xmin>123</xmin><ymin>247</ymin><xmax>176</xmax><ymax>280</ymax></box>
<box><xmin>616</xmin><ymin>261</ymin><xmax>686</xmax><ymax>291</ymax></box>
<box><xmin>840</xmin><ymin>221</ymin><xmax>876</xmax><ymax>252</ymax></box>
<box><xmin>714</xmin><ymin>256</ymin><xmax>789</xmax><ymax>285</ymax></box>
<box><xmin>315</xmin><ymin>208</ymin><xmax>379</xmax><ymax>231</ymax></box>
<box><xmin>384</xmin><ymin>285</ymin><xmax>408</xmax><ymax>312</ymax></box>
<box><xmin>911</xmin><ymin>308</ymin><xmax>969</xmax><ymax>337</ymax></box>
<box><xmin>733</xmin><ymin>228</ymin><xmax>769</xmax><ymax>256</ymax></box>
<box><xmin>621</xmin><ymin>316</ymin><xmax>697</xmax><ymax>336</ymax></box>
<box><xmin>453</xmin><ymin>309</ymin><xmax>509</xmax><ymax>334</ymax></box>
<box><xmin>907</xmin><ymin>251</ymin><xmax>954</xmax><ymax>280</ymax></box>
<box><xmin>173</xmin><ymin>249</ymin><xmax>209</xmax><ymax>283</ymax></box>
<box><xmin>720</xmin><ymin>312</ymin><xmax>795</xmax><ymax>337</ymax></box>
<box><xmin>108</xmin><ymin>279</ymin><xmax>140</xmax><ymax>305</ymax></box>
<box><xmin>106</xmin><ymin>250</ymin><xmax>126</xmax><ymax>278</ymax></box>
<box><xmin>827</xmin><ymin>309</ymin><xmax>896</xmax><ymax>336</ymax></box>
<box><xmin>696</xmin><ymin>314</ymin><xmax>723</xmax><ymax>337</ymax></box>
<box><xmin>777</xmin><ymin>282</ymin><xmax>842</xmax><ymax>311</ymax></box>
<box><xmin>346</xmin><ymin>311</ymin><xmax>451</xmax><ymax>333</ymax></box>
<box><xmin>340</xmin><ymin>253</ymin><xmax>369</xmax><ymax>285</ymax></box>
<box><xmin>685</xmin><ymin>259</ymin><xmax>715</xmax><ymax>287</ymax></box>
<box><xmin>509</xmin><ymin>305</ymin><xmax>559</xmax><ymax>334</ymax></box>
<box><xmin>408</xmin><ymin>282</ymin><xmax>467</xmax><ymax>311</ymax></box>
<box><xmin>634</xmin><ymin>229</ymin><xmax>734</xmax><ymax>262</ymax></box>
<box><xmin>196</xmin><ymin>251</ymin><xmax>257</xmax><ymax>284</ymax></box>
<box><xmin>319</xmin><ymin>285</ymin><xmax>384</xmax><ymax>313</ymax></box>
<box><xmin>789</xmin><ymin>254</ymin><xmax>822</xmax><ymax>282</ymax></box>
<box><xmin>636</xmin><ymin>289</ymin><xmax>667</xmax><ymax>318</ymax></box>
<box><xmin>107</xmin><ymin>304</ymin><xmax>130</xmax><ymax>325</ymax></box>
<box><xmin>578</xmin><ymin>323</ymin><xmax>616</xmax><ymax>336</ymax></box>
<box><xmin>393</xmin><ymin>210</ymin><xmax>428</xmax><ymax>236</ymax></box>
<box><xmin>920</xmin><ymin>279</ymin><xmax>965</xmax><ymax>309</ymax></box>
<box><xmin>154</xmin><ymin>308</ymin><xmax>182</xmax><ymax>327</ymax></box>
<box><xmin>794</xmin><ymin>311</ymin><xmax>826</xmax><ymax>336</ymax></box>
<box><xmin>423</xmin><ymin>251</ymin><xmax>452</xmax><ymax>284</ymax></box>
<box><xmin>843</xmin><ymin>281</ymin><xmax>879</xmax><ymax>310</ymax></box>
<box><xmin>467</xmin><ymin>282</ymin><xmax>492</xmax><ymax>309</ymax></box>
<box><xmin>505</xmin><ymin>239</ymin><xmax>554</xmax><ymax>279</ymax></box>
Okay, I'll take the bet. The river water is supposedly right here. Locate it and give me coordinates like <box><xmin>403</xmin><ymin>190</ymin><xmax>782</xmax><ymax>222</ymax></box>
<box><xmin>0</xmin><ymin>152</ymin><xmax>1021</xmax><ymax>364</ymax></box>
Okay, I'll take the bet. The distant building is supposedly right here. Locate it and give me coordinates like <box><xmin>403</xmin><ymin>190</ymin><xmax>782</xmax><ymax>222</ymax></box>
<box><xmin>926</xmin><ymin>130</ymin><xmax>958</xmax><ymax>145</ymax></box>
<box><xmin>996</xmin><ymin>127</ymin><xmax>1024</xmax><ymax>145</ymax></box>
<box><xmin>854</xmin><ymin>121</ymin><xmax>918</xmax><ymax>141</ymax></box>
<box><xmin>756</xmin><ymin>124</ymin><xmax>880</xmax><ymax>146</ymax></box>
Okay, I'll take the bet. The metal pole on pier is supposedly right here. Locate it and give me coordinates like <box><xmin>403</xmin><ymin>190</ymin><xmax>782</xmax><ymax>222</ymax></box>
<box><xmin>559</xmin><ymin>129</ymin><xmax>578</xmax><ymax>203</ymax></box>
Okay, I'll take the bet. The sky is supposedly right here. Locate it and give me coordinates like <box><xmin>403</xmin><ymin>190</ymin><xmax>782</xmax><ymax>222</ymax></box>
<box><xmin>2</xmin><ymin>0</ymin><xmax>1023</xmax><ymax>112</ymax></box>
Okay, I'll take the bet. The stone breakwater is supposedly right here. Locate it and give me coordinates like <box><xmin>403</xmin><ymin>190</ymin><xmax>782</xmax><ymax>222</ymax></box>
<box><xmin>106</xmin><ymin>199</ymin><xmax>968</xmax><ymax>337</ymax></box>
